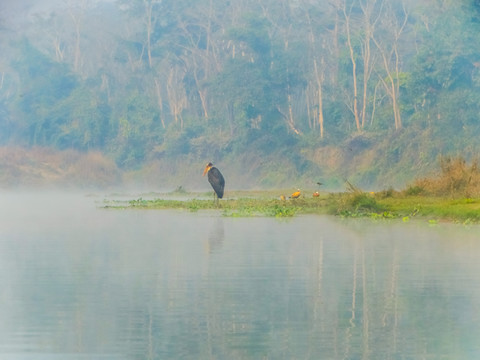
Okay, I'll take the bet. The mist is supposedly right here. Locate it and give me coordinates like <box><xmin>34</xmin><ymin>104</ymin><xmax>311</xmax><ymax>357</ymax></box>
<box><xmin>1</xmin><ymin>191</ymin><xmax>479</xmax><ymax>357</ymax></box>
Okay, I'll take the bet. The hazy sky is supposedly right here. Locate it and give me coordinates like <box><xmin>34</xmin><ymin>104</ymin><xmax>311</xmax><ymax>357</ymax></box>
<box><xmin>1</xmin><ymin>0</ymin><xmax>65</xmax><ymax>18</ymax></box>
<box><xmin>1</xmin><ymin>0</ymin><xmax>114</xmax><ymax>27</ymax></box>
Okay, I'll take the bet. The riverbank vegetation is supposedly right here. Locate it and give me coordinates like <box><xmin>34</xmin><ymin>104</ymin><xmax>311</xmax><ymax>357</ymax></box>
<box><xmin>103</xmin><ymin>189</ymin><xmax>480</xmax><ymax>223</ymax></box>
<box><xmin>103</xmin><ymin>157</ymin><xmax>480</xmax><ymax>223</ymax></box>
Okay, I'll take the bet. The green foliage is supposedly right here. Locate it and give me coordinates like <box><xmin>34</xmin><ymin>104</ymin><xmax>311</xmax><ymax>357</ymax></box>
<box><xmin>49</xmin><ymin>87</ymin><xmax>111</xmax><ymax>149</ymax></box>
<box><xmin>110</xmin><ymin>195</ymin><xmax>310</xmax><ymax>217</ymax></box>
<box><xmin>109</xmin><ymin>91</ymin><xmax>163</xmax><ymax>167</ymax></box>
<box><xmin>339</xmin><ymin>192</ymin><xmax>384</xmax><ymax>214</ymax></box>
<box><xmin>404</xmin><ymin>1</ymin><xmax>480</xmax><ymax>137</ymax></box>
<box><xmin>227</xmin><ymin>15</ymin><xmax>271</xmax><ymax>59</ymax></box>
<box><xmin>12</xmin><ymin>40</ymin><xmax>79</xmax><ymax>146</ymax></box>
<box><xmin>404</xmin><ymin>185</ymin><xmax>425</xmax><ymax>196</ymax></box>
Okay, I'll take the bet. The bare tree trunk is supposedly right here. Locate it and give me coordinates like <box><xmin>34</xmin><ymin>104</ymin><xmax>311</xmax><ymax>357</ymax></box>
<box><xmin>306</xmin><ymin>84</ymin><xmax>314</xmax><ymax>130</ymax></box>
<box><xmin>166</xmin><ymin>67</ymin><xmax>187</xmax><ymax>129</ymax></box>
<box><xmin>53</xmin><ymin>36</ymin><xmax>64</xmax><ymax>62</ymax></box>
<box><xmin>370</xmin><ymin>81</ymin><xmax>384</xmax><ymax>126</ymax></box>
<box><xmin>359</xmin><ymin>0</ymin><xmax>382</xmax><ymax>129</ymax></box>
<box><xmin>393</xmin><ymin>42</ymin><xmax>403</xmax><ymax>130</ymax></box>
<box><xmin>144</xmin><ymin>1</ymin><xmax>155</xmax><ymax>68</ymax></box>
<box><xmin>313</xmin><ymin>58</ymin><xmax>325</xmax><ymax>138</ymax></box>
<box><xmin>372</xmin><ymin>1</ymin><xmax>408</xmax><ymax>130</ymax></box>
<box><xmin>154</xmin><ymin>78</ymin><xmax>166</xmax><ymax>129</ymax></box>
<box><xmin>374</xmin><ymin>45</ymin><xmax>403</xmax><ymax>130</ymax></box>
<box><xmin>276</xmin><ymin>104</ymin><xmax>301</xmax><ymax>135</ymax></box>
<box><xmin>343</xmin><ymin>1</ymin><xmax>361</xmax><ymax>131</ymax></box>
<box><xmin>325</xmin><ymin>0</ymin><xmax>341</xmax><ymax>85</ymax></box>
<box><xmin>305</xmin><ymin>8</ymin><xmax>325</xmax><ymax>137</ymax></box>
<box><xmin>191</xmin><ymin>62</ymin><xmax>209</xmax><ymax>120</ymax></box>
<box><xmin>100</xmin><ymin>73</ymin><xmax>111</xmax><ymax>103</ymax></box>
<box><xmin>68</xmin><ymin>9</ymin><xmax>82</xmax><ymax>73</ymax></box>
<box><xmin>177</xmin><ymin>17</ymin><xmax>214</xmax><ymax>121</ymax></box>
<box><xmin>226</xmin><ymin>102</ymin><xmax>235</xmax><ymax>136</ymax></box>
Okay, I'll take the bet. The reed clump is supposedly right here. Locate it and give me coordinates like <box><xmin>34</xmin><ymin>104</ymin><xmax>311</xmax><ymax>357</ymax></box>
<box><xmin>331</xmin><ymin>180</ymin><xmax>385</xmax><ymax>216</ymax></box>
<box><xmin>406</xmin><ymin>156</ymin><xmax>480</xmax><ymax>198</ymax></box>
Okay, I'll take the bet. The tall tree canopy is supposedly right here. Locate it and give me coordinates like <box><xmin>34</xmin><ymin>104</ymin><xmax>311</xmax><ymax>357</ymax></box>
<box><xmin>1</xmin><ymin>0</ymin><xmax>480</xmax><ymax>186</ymax></box>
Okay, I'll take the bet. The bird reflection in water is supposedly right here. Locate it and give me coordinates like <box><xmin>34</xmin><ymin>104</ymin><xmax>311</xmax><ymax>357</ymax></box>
<box><xmin>206</xmin><ymin>218</ymin><xmax>225</xmax><ymax>254</ymax></box>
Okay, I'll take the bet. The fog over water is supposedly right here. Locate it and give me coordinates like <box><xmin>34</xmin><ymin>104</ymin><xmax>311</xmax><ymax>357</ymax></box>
<box><xmin>0</xmin><ymin>191</ymin><xmax>479</xmax><ymax>359</ymax></box>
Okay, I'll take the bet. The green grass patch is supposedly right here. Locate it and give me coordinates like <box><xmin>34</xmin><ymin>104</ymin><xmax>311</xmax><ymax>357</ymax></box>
<box><xmin>104</xmin><ymin>193</ymin><xmax>328</xmax><ymax>217</ymax></box>
<box><xmin>374</xmin><ymin>195</ymin><xmax>480</xmax><ymax>223</ymax></box>
<box><xmin>103</xmin><ymin>190</ymin><xmax>480</xmax><ymax>223</ymax></box>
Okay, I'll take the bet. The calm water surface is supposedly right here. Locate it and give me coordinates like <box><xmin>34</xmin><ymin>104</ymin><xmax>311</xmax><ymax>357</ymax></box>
<box><xmin>0</xmin><ymin>192</ymin><xmax>479</xmax><ymax>359</ymax></box>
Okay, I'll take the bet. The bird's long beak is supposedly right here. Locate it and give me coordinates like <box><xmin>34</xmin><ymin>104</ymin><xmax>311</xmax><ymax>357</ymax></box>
<box><xmin>203</xmin><ymin>164</ymin><xmax>210</xmax><ymax>176</ymax></box>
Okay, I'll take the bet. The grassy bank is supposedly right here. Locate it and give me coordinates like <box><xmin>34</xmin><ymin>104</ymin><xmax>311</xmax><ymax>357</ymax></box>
<box><xmin>103</xmin><ymin>190</ymin><xmax>325</xmax><ymax>218</ymax></box>
<box><xmin>332</xmin><ymin>191</ymin><xmax>480</xmax><ymax>224</ymax></box>
<box><xmin>102</xmin><ymin>189</ymin><xmax>480</xmax><ymax>223</ymax></box>
<box><xmin>101</xmin><ymin>156</ymin><xmax>480</xmax><ymax>223</ymax></box>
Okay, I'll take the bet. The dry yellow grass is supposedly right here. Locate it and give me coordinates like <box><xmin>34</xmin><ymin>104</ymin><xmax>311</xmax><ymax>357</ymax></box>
<box><xmin>408</xmin><ymin>156</ymin><xmax>480</xmax><ymax>197</ymax></box>
<box><xmin>0</xmin><ymin>147</ymin><xmax>120</xmax><ymax>188</ymax></box>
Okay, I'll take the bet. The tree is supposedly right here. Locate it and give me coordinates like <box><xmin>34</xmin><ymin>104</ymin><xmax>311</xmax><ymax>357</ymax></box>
<box><xmin>405</xmin><ymin>0</ymin><xmax>480</xmax><ymax>133</ymax></box>
<box><xmin>341</xmin><ymin>0</ymin><xmax>362</xmax><ymax>131</ymax></box>
<box><xmin>110</xmin><ymin>90</ymin><xmax>162</xmax><ymax>166</ymax></box>
<box><xmin>12</xmin><ymin>40</ymin><xmax>78</xmax><ymax>146</ymax></box>
<box><xmin>336</xmin><ymin>0</ymin><xmax>384</xmax><ymax>132</ymax></box>
<box><xmin>372</xmin><ymin>0</ymin><xmax>408</xmax><ymax>130</ymax></box>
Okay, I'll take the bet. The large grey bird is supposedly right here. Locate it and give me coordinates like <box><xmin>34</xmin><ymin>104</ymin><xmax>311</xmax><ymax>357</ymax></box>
<box><xmin>203</xmin><ymin>162</ymin><xmax>225</xmax><ymax>201</ymax></box>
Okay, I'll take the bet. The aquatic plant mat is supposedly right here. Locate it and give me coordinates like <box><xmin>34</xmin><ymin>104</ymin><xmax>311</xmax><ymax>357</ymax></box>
<box><xmin>102</xmin><ymin>188</ymin><xmax>480</xmax><ymax>224</ymax></box>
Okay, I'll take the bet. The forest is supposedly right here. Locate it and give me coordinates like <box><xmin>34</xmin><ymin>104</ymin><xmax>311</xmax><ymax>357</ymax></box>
<box><xmin>1</xmin><ymin>0</ymin><xmax>480</xmax><ymax>190</ymax></box>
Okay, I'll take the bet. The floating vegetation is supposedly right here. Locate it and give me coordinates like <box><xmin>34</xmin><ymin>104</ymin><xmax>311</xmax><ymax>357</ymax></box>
<box><xmin>101</xmin><ymin>189</ymin><xmax>480</xmax><ymax>223</ymax></box>
<box><xmin>104</xmin><ymin>194</ymin><xmax>321</xmax><ymax>218</ymax></box>
<box><xmin>223</xmin><ymin>203</ymin><xmax>299</xmax><ymax>218</ymax></box>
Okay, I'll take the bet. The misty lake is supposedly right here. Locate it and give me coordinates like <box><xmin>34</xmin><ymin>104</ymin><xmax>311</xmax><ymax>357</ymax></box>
<box><xmin>0</xmin><ymin>192</ymin><xmax>479</xmax><ymax>359</ymax></box>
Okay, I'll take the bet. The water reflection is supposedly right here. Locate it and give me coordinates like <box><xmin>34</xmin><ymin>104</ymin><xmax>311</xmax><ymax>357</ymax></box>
<box><xmin>207</xmin><ymin>218</ymin><xmax>224</xmax><ymax>253</ymax></box>
<box><xmin>0</xmin><ymin>192</ymin><xmax>479</xmax><ymax>359</ymax></box>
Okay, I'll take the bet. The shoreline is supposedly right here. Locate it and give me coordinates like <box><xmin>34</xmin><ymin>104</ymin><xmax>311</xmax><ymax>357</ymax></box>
<box><xmin>101</xmin><ymin>189</ymin><xmax>480</xmax><ymax>224</ymax></box>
